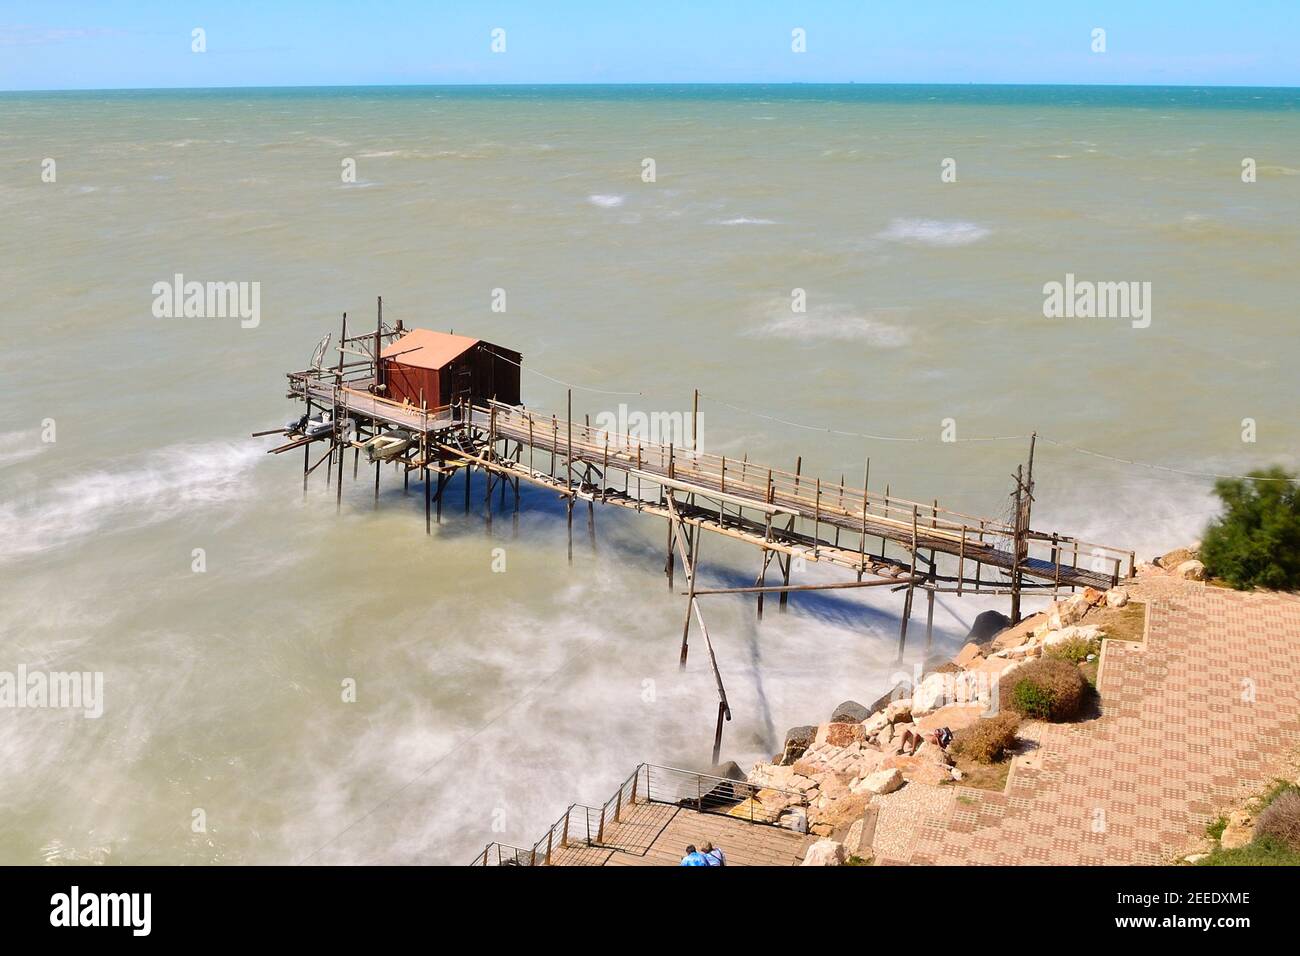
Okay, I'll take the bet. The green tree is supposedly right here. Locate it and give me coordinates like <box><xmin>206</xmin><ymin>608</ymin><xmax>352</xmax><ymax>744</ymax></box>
<box><xmin>1200</xmin><ymin>467</ymin><xmax>1300</xmax><ymax>591</ymax></box>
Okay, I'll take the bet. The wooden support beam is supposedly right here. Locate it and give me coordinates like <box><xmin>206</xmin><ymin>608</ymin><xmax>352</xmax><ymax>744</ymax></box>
<box><xmin>685</xmin><ymin>576</ymin><xmax>922</xmax><ymax>596</ymax></box>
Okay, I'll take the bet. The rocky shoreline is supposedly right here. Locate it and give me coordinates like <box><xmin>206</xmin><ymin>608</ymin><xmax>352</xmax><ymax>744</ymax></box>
<box><xmin>742</xmin><ymin>545</ymin><xmax>1211</xmax><ymax>865</ymax></box>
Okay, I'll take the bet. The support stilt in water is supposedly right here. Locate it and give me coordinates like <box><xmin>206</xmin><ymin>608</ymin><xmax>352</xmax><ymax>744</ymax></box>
<box><xmin>566</xmin><ymin>498</ymin><xmax>574</xmax><ymax>565</ymax></box>
<box><xmin>373</xmin><ymin>458</ymin><xmax>380</xmax><ymax>508</ymax></box>
<box><xmin>335</xmin><ymin>432</ymin><xmax>344</xmax><ymax>513</ymax></box>
<box><xmin>897</xmin><ymin>584</ymin><xmax>915</xmax><ymax>661</ymax></box>
<box><xmin>712</xmin><ymin>700</ymin><xmax>728</xmax><ymax>767</ymax></box>
<box><xmin>302</xmin><ymin>400</ymin><xmax>312</xmax><ymax>496</ymax></box>
<box><xmin>925</xmin><ymin>585</ymin><xmax>935</xmax><ymax>654</ymax></box>
<box><xmin>679</xmin><ymin>516</ymin><xmax>700</xmax><ymax>668</ymax></box>
<box><xmin>756</xmin><ymin>548</ymin><xmax>773</xmax><ymax>620</ymax></box>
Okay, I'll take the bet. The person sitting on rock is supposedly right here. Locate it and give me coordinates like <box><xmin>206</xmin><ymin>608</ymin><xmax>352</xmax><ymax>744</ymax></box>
<box><xmin>899</xmin><ymin>725</ymin><xmax>953</xmax><ymax>756</ymax></box>
<box><xmin>680</xmin><ymin>844</ymin><xmax>710</xmax><ymax>866</ymax></box>
<box><xmin>701</xmin><ymin>841</ymin><xmax>726</xmax><ymax>866</ymax></box>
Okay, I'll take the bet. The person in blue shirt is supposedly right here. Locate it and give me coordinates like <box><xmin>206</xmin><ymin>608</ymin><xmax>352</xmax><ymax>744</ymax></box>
<box><xmin>679</xmin><ymin>844</ymin><xmax>710</xmax><ymax>866</ymax></box>
<box><xmin>702</xmin><ymin>841</ymin><xmax>726</xmax><ymax>866</ymax></box>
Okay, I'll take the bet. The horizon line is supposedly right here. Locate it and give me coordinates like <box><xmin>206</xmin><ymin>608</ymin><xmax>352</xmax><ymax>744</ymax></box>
<box><xmin>4</xmin><ymin>79</ymin><xmax>1299</xmax><ymax>95</ymax></box>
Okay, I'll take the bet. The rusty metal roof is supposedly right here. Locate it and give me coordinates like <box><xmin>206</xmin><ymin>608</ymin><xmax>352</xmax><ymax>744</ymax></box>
<box><xmin>381</xmin><ymin>329</ymin><xmax>480</xmax><ymax>370</ymax></box>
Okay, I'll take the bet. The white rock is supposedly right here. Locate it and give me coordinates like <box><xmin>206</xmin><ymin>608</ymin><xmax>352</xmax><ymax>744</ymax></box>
<box><xmin>801</xmin><ymin>838</ymin><xmax>845</xmax><ymax>866</ymax></box>
<box><xmin>779</xmin><ymin>806</ymin><xmax>808</xmax><ymax>833</ymax></box>
<box><xmin>1176</xmin><ymin>559</ymin><xmax>1206</xmax><ymax>581</ymax></box>
<box><xmin>852</xmin><ymin>767</ymin><xmax>904</xmax><ymax>796</ymax></box>
<box><xmin>1104</xmin><ymin>587</ymin><xmax>1129</xmax><ymax>609</ymax></box>
<box><xmin>911</xmin><ymin>673</ymin><xmax>950</xmax><ymax>716</ymax></box>
<box><xmin>1044</xmin><ymin>624</ymin><xmax>1103</xmax><ymax>647</ymax></box>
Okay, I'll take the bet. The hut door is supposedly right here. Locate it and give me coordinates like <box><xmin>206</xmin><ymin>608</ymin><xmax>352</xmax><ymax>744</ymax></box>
<box><xmin>450</xmin><ymin>364</ymin><xmax>473</xmax><ymax>406</ymax></box>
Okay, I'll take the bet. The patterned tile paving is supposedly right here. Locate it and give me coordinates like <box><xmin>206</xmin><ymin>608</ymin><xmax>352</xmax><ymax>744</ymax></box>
<box><xmin>904</xmin><ymin>583</ymin><xmax>1300</xmax><ymax>865</ymax></box>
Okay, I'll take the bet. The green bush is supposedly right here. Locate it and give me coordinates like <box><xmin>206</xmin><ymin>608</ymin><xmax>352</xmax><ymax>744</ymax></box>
<box><xmin>1011</xmin><ymin>682</ymin><xmax>1056</xmax><ymax>720</ymax></box>
<box><xmin>1001</xmin><ymin>658</ymin><xmax>1087</xmax><ymax>722</ymax></box>
<box><xmin>950</xmin><ymin>712</ymin><xmax>1020</xmax><ymax>763</ymax></box>
<box><xmin>1046</xmin><ymin>636</ymin><xmax>1100</xmax><ymax>664</ymax></box>
<box><xmin>1200</xmin><ymin>468</ymin><xmax>1300</xmax><ymax>591</ymax></box>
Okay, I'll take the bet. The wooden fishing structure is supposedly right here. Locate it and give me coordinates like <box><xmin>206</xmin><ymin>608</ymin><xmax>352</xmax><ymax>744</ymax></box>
<box><xmin>261</xmin><ymin>300</ymin><xmax>1136</xmax><ymax>764</ymax></box>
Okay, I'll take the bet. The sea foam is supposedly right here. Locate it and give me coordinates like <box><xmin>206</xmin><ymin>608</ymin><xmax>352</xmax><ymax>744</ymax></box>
<box><xmin>0</xmin><ymin>440</ymin><xmax>262</xmax><ymax>564</ymax></box>
<box><xmin>876</xmin><ymin>218</ymin><xmax>990</xmax><ymax>246</ymax></box>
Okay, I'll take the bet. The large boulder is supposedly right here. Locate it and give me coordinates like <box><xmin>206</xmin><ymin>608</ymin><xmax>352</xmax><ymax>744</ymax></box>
<box><xmin>1156</xmin><ymin>546</ymin><xmax>1198</xmax><ymax>570</ymax></box>
<box><xmin>911</xmin><ymin>672</ymin><xmax>951</xmax><ymax>716</ymax></box>
<box><xmin>884</xmin><ymin>699</ymin><xmax>913</xmax><ymax>724</ymax></box>
<box><xmin>1104</xmin><ymin>587</ymin><xmax>1129</xmax><ymax>608</ymax></box>
<box><xmin>852</xmin><ymin>767</ymin><xmax>904</xmax><ymax>796</ymax></box>
<box><xmin>953</xmin><ymin>642</ymin><xmax>983</xmax><ymax>668</ymax></box>
<box><xmin>801</xmin><ymin>839</ymin><xmax>846</xmax><ymax>866</ymax></box>
<box><xmin>777</xmin><ymin>725</ymin><xmax>818</xmax><ymax>766</ymax></box>
<box><xmin>868</xmin><ymin>680</ymin><xmax>912</xmax><ymax>713</ymax></box>
<box><xmin>816</xmin><ymin>722</ymin><xmax>867</xmax><ymax>748</ymax></box>
<box><xmin>1176</xmin><ymin>559</ymin><xmax>1206</xmax><ymax>581</ymax></box>
<box><xmin>967</xmin><ymin>610</ymin><xmax>1012</xmax><ymax>644</ymax></box>
<box><xmin>830</xmin><ymin>700</ymin><xmax>870</xmax><ymax>723</ymax></box>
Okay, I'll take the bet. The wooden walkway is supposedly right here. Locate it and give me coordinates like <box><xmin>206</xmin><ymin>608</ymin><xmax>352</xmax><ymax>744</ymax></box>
<box><xmin>289</xmin><ymin>368</ymin><xmax>1133</xmax><ymax>594</ymax></box>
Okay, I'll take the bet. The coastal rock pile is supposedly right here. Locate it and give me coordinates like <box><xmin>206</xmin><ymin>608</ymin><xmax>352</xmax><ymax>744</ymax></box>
<box><xmin>750</xmin><ymin>583</ymin><xmax>1134</xmax><ymax>855</ymax></box>
<box><xmin>1143</xmin><ymin>543</ymin><xmax>1207</xmax><ymax>581</ymax></box>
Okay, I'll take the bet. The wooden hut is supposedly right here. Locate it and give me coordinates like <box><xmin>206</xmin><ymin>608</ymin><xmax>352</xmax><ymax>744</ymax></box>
<box><xmin>379</xmin><ymin>329</ymin><xmax>521</xmax><ymax>408</ymax></box>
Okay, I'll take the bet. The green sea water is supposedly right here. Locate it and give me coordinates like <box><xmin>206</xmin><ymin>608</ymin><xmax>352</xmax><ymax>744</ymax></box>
<box><xmin>1</xmin><ymin>84</ymin><xmax>1297</xmax><ymax>864</ymax></box>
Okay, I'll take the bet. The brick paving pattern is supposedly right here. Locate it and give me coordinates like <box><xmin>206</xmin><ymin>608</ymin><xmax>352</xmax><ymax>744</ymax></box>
<box><xmin>896</xmin><ymin>583</ymin><xmax>1300</xmax><ymax>865</ymax></box>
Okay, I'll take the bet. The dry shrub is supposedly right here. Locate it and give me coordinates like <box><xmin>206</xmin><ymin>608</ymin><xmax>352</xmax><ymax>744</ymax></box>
<box><xmin>950</xmin><ymin>712</ymin><xmax>1020</xmax><ymax>764</ymax></box>
<box><xmin>1255</xmin><ymin>789</ymin><xmax>1300</xmax><ymax>852</ymax></box>
<box><xmin>1000</xmin><ymin>657</ymin><xmax>1087</xmax><ymax>721</ymax></box>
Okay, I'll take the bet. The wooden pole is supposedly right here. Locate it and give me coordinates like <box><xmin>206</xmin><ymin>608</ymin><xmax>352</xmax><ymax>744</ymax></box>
<box><xmin>680</xmin><ymin>521</ymin><xmax>701</xmax><ymax>668</ymax></box>
<box><xmin>780</xmin><ymin>459</ymin><xmax>800</xmax><ymax>612</ymax></box>
<box><xmin>566</xmin><ymin>390</ymin><xmax>573</xmax><ymax>566</ymax></box>
<box><xmin>374</xmin><ymin>296</ymin><xmax>383</xmax><ymax>394</ymax></box>
<box><xmin>422</xmin><ymin>400</ymin><xmax>430</xmax><ymax>534</ymax></box>
<box><xmin>692</xmin><ymin>388</ymin><xmax>699</xmax><ymax>451</ymax></box>
<box><xmin>1010</xmin><ymin>464</ymin><xmax>1024</xmax><ymax>623</ymax></box>
<box><xmin>897</xmin><ymin>505</ymin><xmax>919</xmax><ymax>660</ymax></box>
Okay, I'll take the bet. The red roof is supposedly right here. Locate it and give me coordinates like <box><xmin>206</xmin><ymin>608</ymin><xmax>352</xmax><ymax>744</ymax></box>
<box><xmin>381</xmin><ymin>329</ymin><xmax>480</xmax><ymax>370</ymax></box>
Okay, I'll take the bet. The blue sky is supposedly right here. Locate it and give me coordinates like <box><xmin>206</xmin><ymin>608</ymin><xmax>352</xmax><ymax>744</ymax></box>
<box><xmin>1</xmin><ymin>1</ymin><xmax>1296</xmax><ymax>91</ymax></box>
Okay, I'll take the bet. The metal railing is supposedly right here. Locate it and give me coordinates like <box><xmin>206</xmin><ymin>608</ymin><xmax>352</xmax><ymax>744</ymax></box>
<box><xmin>470</xmin><ymin>763</ymin><xmax>808</xmax><ymax>866</ymax></box>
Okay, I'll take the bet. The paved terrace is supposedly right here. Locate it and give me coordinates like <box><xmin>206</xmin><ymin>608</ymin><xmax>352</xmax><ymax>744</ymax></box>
<box><xmin>868</xmin><ymin>579</ymin><xmax>1300</xmax><ymax>865</ymax></box>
